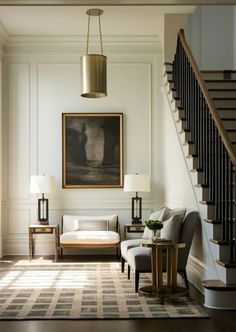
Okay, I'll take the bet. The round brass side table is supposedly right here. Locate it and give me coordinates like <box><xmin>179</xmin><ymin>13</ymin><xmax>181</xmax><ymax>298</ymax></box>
<box><xmin>139</xmin><ymin>240</ymin><xmax>189</xmax><ymax>304</ymax></box>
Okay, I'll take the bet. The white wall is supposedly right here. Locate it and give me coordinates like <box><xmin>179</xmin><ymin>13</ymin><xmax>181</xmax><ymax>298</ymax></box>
<box><xmin>185</xmin><ymin>5</ymin><xmax>235</xmax><ymax>70</ymax></box>
<box><xmin>1</xmin><ymin>35</ymin><xmax>164</xmax><ymax>255</ymax></box>
<box><xmin>164</xmin><ymin>14</ymin><xmax>189</xmax><ymax>63</ymax></box>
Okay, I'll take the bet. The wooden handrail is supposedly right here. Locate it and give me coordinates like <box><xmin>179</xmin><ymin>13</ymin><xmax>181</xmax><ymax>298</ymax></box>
<box><xmin>178</xmin><ymin>29</ymin><xmax>236</xmax><ymax>168</ymax></box>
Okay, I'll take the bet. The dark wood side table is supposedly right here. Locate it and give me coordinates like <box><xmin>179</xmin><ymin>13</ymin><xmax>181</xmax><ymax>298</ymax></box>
<box><xmin>139</xmin><ymin>240</ymin><xmax>188</xmax><ymax>304</ymax></box>
<box><xmin>28</xmin><ymin>224</ymin><xmax>59</xmax><ymax>262</ymax></box>
<box><xmin>124</xmin><ymin>224</ymin><xmax>145</xmax><ymax>239</ymax></box>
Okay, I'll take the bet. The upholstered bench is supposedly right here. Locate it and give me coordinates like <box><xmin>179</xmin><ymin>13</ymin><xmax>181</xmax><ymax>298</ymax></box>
<box><xmin>60</xmin><ymin>214</ymin><xmax>120</xmax><ymax>256</ymax></box>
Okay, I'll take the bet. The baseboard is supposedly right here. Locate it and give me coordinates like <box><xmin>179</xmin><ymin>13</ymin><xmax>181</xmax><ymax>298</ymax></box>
<box><xmin>186</xmin><ymin>255</ymin><xmax>208</xmax><ymax>294</ymax></box>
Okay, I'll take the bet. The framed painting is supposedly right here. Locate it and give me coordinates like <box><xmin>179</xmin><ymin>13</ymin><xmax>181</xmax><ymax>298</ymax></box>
<box><xmin>62</xmin><ymin>113</ymin><xmax>123</xmax><ymax>188</ymax></box>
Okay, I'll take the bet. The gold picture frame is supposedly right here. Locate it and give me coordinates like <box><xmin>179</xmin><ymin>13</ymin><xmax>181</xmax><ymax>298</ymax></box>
<box><xmin>62</xmin><ymin>113</ymin><xmax>123</xmax><ymax>188</ymax></box>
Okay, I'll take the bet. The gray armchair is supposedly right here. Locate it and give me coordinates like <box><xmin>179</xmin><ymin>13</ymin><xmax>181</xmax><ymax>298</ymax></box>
<box><xmin>121</xmin><ymin>211</ymin><xmax>200</xmax><ymax>292</ymax></box>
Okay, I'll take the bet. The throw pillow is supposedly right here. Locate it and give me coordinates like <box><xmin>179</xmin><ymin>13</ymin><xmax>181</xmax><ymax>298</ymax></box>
<box><xmin>162</xmin><ymin>207</ymin><xmax>186</xmax><ymax>222</ymax></box>
<box><xmin>142</xmin><ymin>206</ymin><xmax>166</xmax><ymax>240</ymax></box>
<box><xmin>160</xmin><ymin>214</ymin><xmax>184</xmax><ymax>242</ymax></box>
<box><xmin>77</xmin><ymin>214</ymin><xmax>118</xmax><ymax>231</ymax></box>
<box><xmin>74</xmin><ymin>219</ymin><xmax>108</xmax><ymax>231</ymax></box>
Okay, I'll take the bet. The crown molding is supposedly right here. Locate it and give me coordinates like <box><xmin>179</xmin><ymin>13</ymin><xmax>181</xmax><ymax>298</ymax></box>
<box><xmin>0</xmin><ymin>0</ymin><xmax>234</xmax><ymax>5</ymax></box>
<box><xmin>4</xmin><ymin>34</ymin><xmax>162</xmax><ymax>54</ymax></box>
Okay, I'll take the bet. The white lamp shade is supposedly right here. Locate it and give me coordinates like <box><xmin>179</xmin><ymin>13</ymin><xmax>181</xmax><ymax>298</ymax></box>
<box><xmin>124</xmin><ymin>174</ymin><xmax>150</xmax><ymax>192</ymax></box>
<box><xmin>29</xmin><ymin>175</ymin><xmax>56</xmax><ymax>194</ymax></box>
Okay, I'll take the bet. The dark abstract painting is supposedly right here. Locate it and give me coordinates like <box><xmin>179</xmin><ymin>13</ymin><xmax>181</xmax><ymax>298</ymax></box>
<box><xmin>62</xmin><ymin>113</ymin><xmax>123</xmax><ymax>188</ymax></box>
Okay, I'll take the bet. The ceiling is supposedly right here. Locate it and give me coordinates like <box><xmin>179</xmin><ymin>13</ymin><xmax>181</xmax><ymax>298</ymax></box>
<box><xmin>0</xmin><ymin>0</ymin><xmax>234</xmax><ymax>4</ymax></box>
<box><xmin>0</xmin><ymin>5</ymin><xmax>196</xmax><ymax>36</ymax></box>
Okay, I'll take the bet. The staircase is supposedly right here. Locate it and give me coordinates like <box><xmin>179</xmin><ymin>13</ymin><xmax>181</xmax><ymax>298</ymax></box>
<box><xmin>163</xmin><ymin>29</ymin><xmax>236</xmax><ymax>309</ymax></box>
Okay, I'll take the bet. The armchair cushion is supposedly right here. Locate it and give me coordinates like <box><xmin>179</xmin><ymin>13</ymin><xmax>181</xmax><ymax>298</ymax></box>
<box><xmin>127</xmin><ymin>246</ymin><xmax>152</xmax><ymax>271</ymax></box>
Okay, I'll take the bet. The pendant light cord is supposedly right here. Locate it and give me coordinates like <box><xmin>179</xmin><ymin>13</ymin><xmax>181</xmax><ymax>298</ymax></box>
<box><xmin>86</xmin><ymin>11</ymin><xmax>103</xmax><ymax>55</ymax></box>
<box><xmin>86</xmin><ymin>13</ymin><xmax>90</xmax><ymax>54</ymax></box>
<box><xmin>98</xmin><ymin>13</ymin><xmax>103</xmax><ymax>55</ymax></box>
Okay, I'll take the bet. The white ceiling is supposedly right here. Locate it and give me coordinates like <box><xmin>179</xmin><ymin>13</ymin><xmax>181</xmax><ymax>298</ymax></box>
<box><xmin>0</xmin><ymin>6</ymin><xmax>195</xmax><ymax>36</ymax></box>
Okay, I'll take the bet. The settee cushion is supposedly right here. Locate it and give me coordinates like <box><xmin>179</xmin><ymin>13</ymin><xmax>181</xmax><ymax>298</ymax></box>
<box><xmin>60</xmin><ymin>230</ymin><xmax>120</xmax><ymax>245</ymax></box>
<box><xmin>62</xmin><ymin>214</ymin><xmax>118</xmax><ymax>233</ymax></box>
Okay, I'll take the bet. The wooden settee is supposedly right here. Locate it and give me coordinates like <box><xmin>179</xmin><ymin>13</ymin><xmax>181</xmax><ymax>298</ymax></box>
<box><xmin>60</xmin><ymin>214</ymin><xmax>120</xmax><ymax>257</ymax></box>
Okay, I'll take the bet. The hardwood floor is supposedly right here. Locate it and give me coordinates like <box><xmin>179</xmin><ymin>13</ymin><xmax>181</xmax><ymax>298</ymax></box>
<box><xmin>0</xmin><ymin>255</ymin><xmax>236</xmax><ymax>332</ymax></box>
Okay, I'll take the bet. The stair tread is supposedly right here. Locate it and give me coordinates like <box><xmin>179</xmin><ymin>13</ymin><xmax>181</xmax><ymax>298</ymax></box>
<box><xmin>202</xmin><ymin>70</ymin><xmax>236</xmax><ymax>73</ymax></box>
<box><xmin>213</xmin><ymin>97</ymin><xmax>236</xmax><ymax>100</ymax></box>
<box><xmin>200</xmin><ymin>200</ymin><xmax>215</xmax><ymax>205</ymax></box>
<box><xmin>186</xmin><ymin>154</ymin><xmax>197</xmax><ymax>159</ymax></box>
<box><xmin>216</xmin><ymin>260</ymin><xmax>236</xmax><ymax>268</ymax></box>
<box><xmin>191</xmin><ymin>168</ymin><xmax>203</xmax><ymax>173</ymax></box>
<box><xmin>202</xmin><ymin>280</ymin><xmax>236</xmax><ymax>290</ymax></box>
<box><xmin>179</xmin><ymin>129</ymin><xmax>190</xmax><ymax>134</ymax></box>
<box><xmin>210</xmin><ymin>239</ymin><xmax>229</xmax><ymax>245</ymax></box>
<box><xmin>195</xmin><ymin>183</ymin><xmax>209</xmax><ymax>188</ymax></box>
<box><xmin>221</xmin><ymin>118</ymin><xmax>236</xmax><ymax>120</ymax></box>
<box><xmin>226</xmin><ymin>129</ymin><xmax>236</xmax><ymax>132</ymax></box>
<box><xmin>217</xmin><ymin>107</ymin><xmax>236</xmax><ymax>110</ymax></box>
<box><xmin>205</xmin><ymin>79</ymin><xmax>236</xmax><ymax>82</ymax></box>
<box><xmin>182</xmin><ymin>140</ymin><xmax>194</xmax><ymax>145</ymax></box>
<box><xmin>204</xmin><ymin>218</ymin><xmax>221</xmax><ymax>224</ymax></box>
<box><xmin>209</xmin><ymin>88</ymin><xmax>236</xmax><ymax>91</ymax></box>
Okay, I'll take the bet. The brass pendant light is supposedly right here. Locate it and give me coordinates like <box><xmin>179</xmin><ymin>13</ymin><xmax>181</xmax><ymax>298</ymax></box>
<box><xmin>81</xmin><ymin>8</ymin><xmax>107</xmax><ymax>98</ymax></box>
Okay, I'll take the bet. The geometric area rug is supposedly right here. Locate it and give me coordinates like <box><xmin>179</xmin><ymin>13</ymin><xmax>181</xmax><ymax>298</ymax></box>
<box><xmin>0</xmin><ymin>260</ymin><xmax>209</xmax><ymax>320</ymax></box>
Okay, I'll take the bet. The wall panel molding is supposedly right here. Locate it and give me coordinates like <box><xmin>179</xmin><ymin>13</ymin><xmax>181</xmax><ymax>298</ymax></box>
<box><xmin>2</xmin><ymin>35</ymin><xmax>163</xmax><ymax>255</ymax></box>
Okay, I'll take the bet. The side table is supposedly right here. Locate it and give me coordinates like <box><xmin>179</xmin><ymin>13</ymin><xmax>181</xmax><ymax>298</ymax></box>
<box><xmin>28</xmin><ymin>224</ymin><xmax>59</xmax><ymax>262</ymax></box>
<box><xmin>139</xmin><ymin>240</ymin><xmax>188</xmax><ymax>304</ymax></box>
<box><xmin>124</xmin><ymin>224</ymin><xmax>145</xmax><ymax>239</ymax></box>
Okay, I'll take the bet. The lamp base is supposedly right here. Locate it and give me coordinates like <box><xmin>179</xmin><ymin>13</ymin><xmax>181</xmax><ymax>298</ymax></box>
<box><xmin>37</xmin><ymin>220</ymin><xmax>49</xmax><ymax>225</ymax></box>
<box><xmin>131</xmin><ymin>218</ymin><xmax>142</xmax><ymax>225</ymax></box>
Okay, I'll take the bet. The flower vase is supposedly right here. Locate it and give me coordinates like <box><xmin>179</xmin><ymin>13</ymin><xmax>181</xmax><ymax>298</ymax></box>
<box><xmin>152</xmin><ymin>229</ymin><xmax>159</xmax><ymax>242</ymax></box>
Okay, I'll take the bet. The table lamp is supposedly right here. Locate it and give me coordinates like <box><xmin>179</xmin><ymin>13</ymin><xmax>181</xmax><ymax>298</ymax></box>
<box><xmin>29</xmin><ymin>175</ymin><xmax>56</xmax><ymax>225</ymax></box>
<box><xmin>124</xmin><ymin>174</ymin><xmax>150</xmax><ymax>224</ymax></box>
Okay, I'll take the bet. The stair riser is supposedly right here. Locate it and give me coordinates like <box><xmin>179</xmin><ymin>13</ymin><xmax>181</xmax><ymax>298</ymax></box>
<box><xmin>210</xmin><ymin>90</ymin><xmax>236</xmax><ymax>98</ymax></box>
<box><xmin>202</xmin><ymin>72</ymin><xmax>236</xmax><ymax>80</ymax></box>
<box><xmin>227</xmin><ymin>132</ymin><xmax>236</xmax><ymax>140</ymax></box>
<box><xmin>210</xmin><ymin>241</ymin><xmax>230</xmax><ymax>261</ymax></box>
<box><xmin>221</xmin><ymin>120</ymin><xmax>236</xmax><ymax>129</ymax></box>
<box><xmin>206</xmin><ymin>205</ymin><xmax>218</xmax><ymax>220</ymax></box>
<box><xmin>164</xmin><ymin>64</ymin><xmax>173</xmax><ymax>72</ymax></box>
<box><xmin>214</xmin><ymin>99</ymin><xmax>236</xmax><ymax>108</ymax></box>
<box><xmin>205</xmin><ymin>82</ymin><xmax>236</xmax><ymax>89</ymax></box>
<box><xmin>217</xmin><ymin>110</ymin><xmax>236</xmax><ymax>118</ymax></box>
<box><xmin>185</xmin><ymin>144</ymin><xmax>195</xmax><ymax>155</ymax></box>
<box><xmin>204</xmin><ymin>221</ymin><xmax>222</xmax><ymax>239</ymax></box>
<box><xmin>216</xmin><ymin>264</ymin><xmax>236</xmax><ymax>284</ymax></box>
